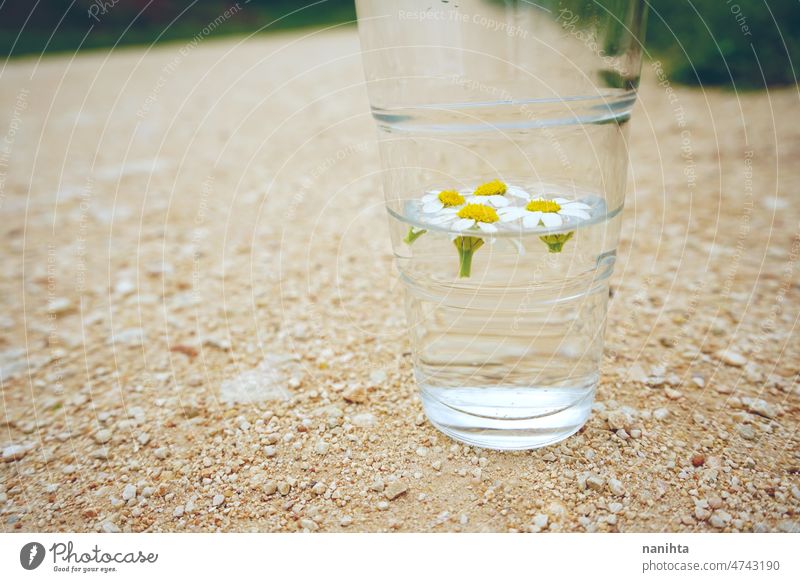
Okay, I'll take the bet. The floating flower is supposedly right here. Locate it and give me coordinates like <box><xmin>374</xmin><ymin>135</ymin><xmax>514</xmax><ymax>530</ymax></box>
<box><xmin>468</xmin><ymin>179</ymin><xmax>511</xmax><ymax>208</ymax></box>
<box><xmin>450</xmin><ymin>203</ymin><xmax>501</xmax><ymax>277</ymax></box>
<box><xmin>497</xmin><ymin>196</ymin><xmax>592</xmax><ymax>253</ymax></box>
<box><xmin>498</xmin><ymin>197</ymin><xmax>591</xmax><ymax>228</ymax></box>
<box><xmin>421</xmin><ymin>189</ymin><xmax>466</xmax><ymax>214</ymax></box>
<box><xmin>452</xmin><ymin>203</ymin><xmax>500</xmax><ymax>233</ymax></box>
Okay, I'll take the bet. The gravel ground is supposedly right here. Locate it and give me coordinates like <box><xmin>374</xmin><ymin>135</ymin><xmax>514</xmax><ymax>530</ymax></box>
<box><xmin>1</xmin><ymin>29</ymin><xmax>798</xmax><ymax>533</ymax></box>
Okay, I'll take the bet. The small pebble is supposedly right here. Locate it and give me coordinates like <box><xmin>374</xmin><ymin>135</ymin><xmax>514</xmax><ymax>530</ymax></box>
<box><xmin>606</xmin><ymin>410</ymin><xmax>632</xmax><ymax>431</ymax></box>
<box><xmin>741</xmin><ymin>397</ymin><xmax>777</xmax><ymax>419</ymax></box>
<box><xmin>384</xmin><ymin>481</ymin><xmax>408</xmax><ymax>500</ymax></box>
<box><xmin>122</xmin><ymin>484</ymin><xmax>136</xmax><ymax>501</ymax></box>
<box><xmin>737</xmin><ymin>424</ymin><xmax>756</xmax><ymax>440</ymax></box>
<box><xmin>695</xmin><ymin>506</ymin><xmax>711</xmax><ymax>521</ymax></box>
<box><xmin>94</xmin><ymin>429</ymin><xmax>112</xmax><ymax>444</ymax></box>
<box><xmin>719</xmin><ymin>350</ymin><xmax>747</xmax><ymax>367</ymax></box>
<box><xmin>709</xmin><ymin>510</ymin><xmax>731</xmax><ymax>528</ymax></box>
<box><xmin>608</xmin><ymin>478</ymin><xmax>626</xmax><ymax>497</ymax></box>
<box><xmin>343</xmin><ymin>384</ymin><xmax>367</xmax><ymax>404</ymax></box>
<box><xmin>3</xmin><ymin>444</ymin><xmax>28</xmax><ymax>462</ymax></box>
<box><xmin>586</xmin><ymin>475</ymin><xmax>605</xmax><ymax>491</ymax></box>
<box><xmin>351</xmin><ymin>413</ymin><xmax>376</xmax><ymax>428</ymax></box>
<box><xmin>212</xmin><ymin>494</ymin><xmax>225</xmax><ymax>507</ymax></box>
<box><xmin>654</xmin><ymin>408</ymin><xmax>670</xmax><ymax>421</ymax></box>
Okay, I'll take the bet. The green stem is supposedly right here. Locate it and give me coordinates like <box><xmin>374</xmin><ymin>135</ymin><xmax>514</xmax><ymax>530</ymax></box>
<box><xmin>404</xmin><ymin>227</ymin><xmax>427</xmax><ymax>245</ymax></box>
<box><xmin>539</xmin><ymin>231</ymin><xmax>574</xmax><ymax>253</ymax></box>
<box><xmin>454</xmin><ymin>235</ymin><xmax>484</xmax><ymax>278</ymax></box>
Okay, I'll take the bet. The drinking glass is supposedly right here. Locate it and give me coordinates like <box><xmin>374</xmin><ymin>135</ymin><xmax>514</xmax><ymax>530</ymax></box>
<box><xmin>355</xmin><ymin>0</ymin><xmax>648</xmax><ymax>449</ymax></box>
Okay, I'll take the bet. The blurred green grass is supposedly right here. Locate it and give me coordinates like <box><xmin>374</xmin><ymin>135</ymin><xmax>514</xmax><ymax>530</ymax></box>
<box><xmin>1</xmin><ymin>0</ymin><xmax>797</xmax><ymax>88</ymax></box>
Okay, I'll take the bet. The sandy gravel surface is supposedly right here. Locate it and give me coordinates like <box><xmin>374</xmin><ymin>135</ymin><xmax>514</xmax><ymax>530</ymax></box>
<box><xmin>1</xmin><ymin>29</ymin><xmax>799</xmax><ymax>533</ymax></box>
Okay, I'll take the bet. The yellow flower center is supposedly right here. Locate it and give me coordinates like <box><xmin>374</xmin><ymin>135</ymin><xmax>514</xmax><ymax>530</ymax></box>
<box><xmin>457</xmin><ymin>203</ymin><xmax>499</xmax><ymax>223</ymax></box>
<box><xmin>526</xmin><ymin>199</ymin><xmax>561</xmax><ymax>213</ymax></box>
<box><xmin>473</xmin><ymin>179</ymin><xmax>507</xmax><ymax>197</ymax></box>
<box><xmin>438</xmin><ymin>189</ymin><xmax>465</xmax><ymax>207</ymax></box>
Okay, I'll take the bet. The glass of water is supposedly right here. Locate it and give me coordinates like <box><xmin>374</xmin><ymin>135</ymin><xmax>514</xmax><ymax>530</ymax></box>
<box><xmin>355</xmin><ymin>0</ymin><xmax>648</xmax><ymax>449</ymax></box>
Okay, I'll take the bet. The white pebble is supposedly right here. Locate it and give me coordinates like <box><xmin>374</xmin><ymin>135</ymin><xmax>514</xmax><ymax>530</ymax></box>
<box><xmin>719</xmin><ymin>350</ymin><xmax>747</xmax><ymax>367</ymax></box>
<box><xmin>608</xmin><ymin>478</ymin><xmax>626</xmax><ymax>497</ymax></box>
<box><xmin>385</xmin><ymin>481</ymin><xmax>408</xmax><ymax>500</ymax></box>
<box><xmin>94</xmin><ymin>429</ymin><xmax>112</xmax><ymax>444</ymax></box>
<box><xmin>654</xmin><ymin>408</ymin><xmax>670</xmax><ymax>421</ymax></box>
<box><xmin>122</xmin><ymin>484</ymin><xmax>137</xmax><ymax>501</ymax></box>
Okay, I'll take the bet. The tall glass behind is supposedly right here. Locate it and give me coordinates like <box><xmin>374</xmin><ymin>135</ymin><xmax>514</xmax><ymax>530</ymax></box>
<box><xmin>356</xmin><ymin>0</ymin><xmax>647</xmax><ymax>449</ymax></box>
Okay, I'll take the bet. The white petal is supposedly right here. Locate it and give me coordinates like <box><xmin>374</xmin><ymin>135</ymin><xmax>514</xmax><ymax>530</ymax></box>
<box><xmin>559</xmin><ymin>207</ymin><xmax>591</xmax><ymax>220</ymax></box>
<box><xmin>453</xmin><ymin>218</ymin><xmax>475</xmax><ymax>231</ymax></box>
<box><xmin>422</xmin><ymin>200</ymin><xmax>445</xmax><ymax>213</ymax></box>
<box><xmin>489</xmin><ymin>195</ymin><xmax>509</xmax><ymax>207</ymax></box>
<box><xmin>421</xmin><ymin>194</ymin><xmax>437</xmax><ymax>203</ymax></box>
<box><xmin>425</xmin><ymin>190</ymin><xmax>442</xmax><ymax>196</ymax></box>
<box><xmin>553</xmin><ymin>197</ymin><xmax>570</xmax><ymax>204</ymax></box>
<box><xmin>522</xmin><ymin>212</ymin><xmax>542</xmax><ymax>228</ymax></box>
<box><xmin>506</xmin><ymin>186</ymin><xmax>530</xmax><ymax>199</ymax></box>
<box><xmin>499</xmin><ymin>208</ymin><xmax>525</xmax><ymax>222</ymax></box>
<box><xmin>440</xmin><ymin>207</ymin><xmax>460</xmax><ymax>215</ymax></box>
<box><xmin>477</xmin><ymin>222</ymin><xmax>498</xmax><ymax>233</ymax></box>
<box><xmin>540</xmin><ymin>212</ymin><xmax>562</xmax><ymax>227</ymax></box>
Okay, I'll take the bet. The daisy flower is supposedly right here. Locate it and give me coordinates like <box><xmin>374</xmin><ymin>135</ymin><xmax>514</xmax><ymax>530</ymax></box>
<box><xmin>498</xmin><ymin>197</ymin><xmax>592</xmax><ymax>228</ymax></box>
<box><xmin>420</xmin><ymin>189</ymin><xmax>466</xmax><ymax>214</ymax></box>
<box><xmin>467</xmin><ymin>179</ymin><xmax>511</xmax><ymax>208</ymax></box>
<box><xmin>405</xmin><ymin>189</ymin><xmax>466</xmax><ymax>244</ymax></box>
<box><xmin>449</xmin><ymin>203</ymin><xmax>502</xmax><ymax>277</ymax></box>
<box><xmin>452</xmin><ymin>202</ymin><xmax>501</xmax><ymax>233</ymax></box>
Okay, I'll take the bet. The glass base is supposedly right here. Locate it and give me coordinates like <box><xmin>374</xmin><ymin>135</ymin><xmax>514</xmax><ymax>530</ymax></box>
<box><xmin>420</xmin><ymin>383</ymin><xmax>595</xmax><ymax>451</ymax></box>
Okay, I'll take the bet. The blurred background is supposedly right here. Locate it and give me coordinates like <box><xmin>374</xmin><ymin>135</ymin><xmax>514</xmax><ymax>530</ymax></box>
<box><xmin>1</xmin><ymin>0</ymin><xmax>797</xmax><ymax>88</ymax></box>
